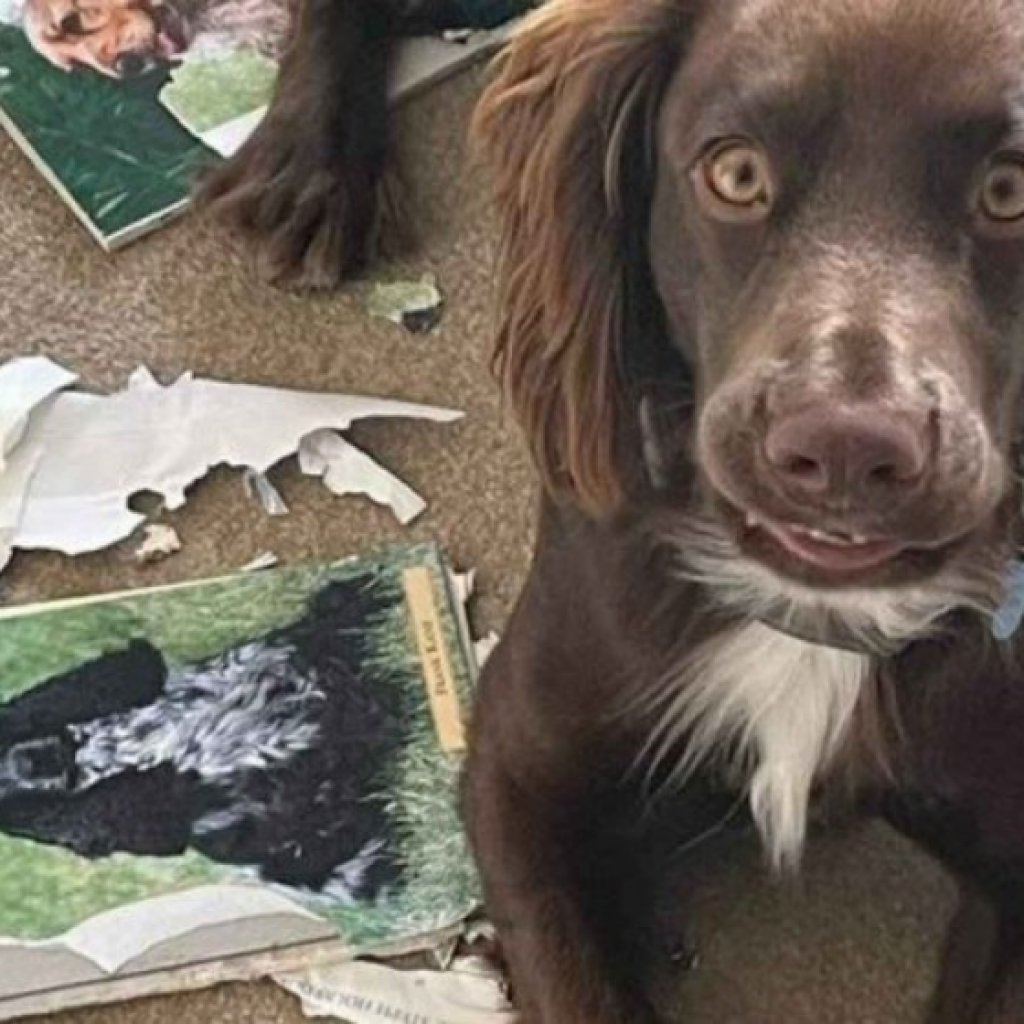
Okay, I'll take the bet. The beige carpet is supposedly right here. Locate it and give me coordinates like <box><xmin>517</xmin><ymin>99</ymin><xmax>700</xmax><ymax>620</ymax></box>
<box><xmin>0</xmin><ymin>64</ymin><xmax>954</xmax><ymax>1024</ymax></box>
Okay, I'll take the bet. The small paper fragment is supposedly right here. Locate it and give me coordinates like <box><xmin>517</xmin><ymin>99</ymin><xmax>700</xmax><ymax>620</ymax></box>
<box><xmin>276</xmin><ymin>956</ymin><xmax>516</xmax><ymax>1024</ymax></box>
<box><xmin>473</xmin><ymin>631</ymin><xmax>501</xmax><ymax>668</ymax></box>
<box><xmin>299</xmin><ymin>430</ymin><xmax>428</xmax><ymax>525</ymax></box>
<box><xmin>367</xmin><ymin>274</ymin><xmax>444</xmax><ymax>334</ymax></box>
<box><xmin>451</xmin><ymin>568</ymin><xmax>477</xmax><ymax>606</ymax></box>
<box><xmin>243</xmin><ymin>469</ymin><xmax>290</xmax><ymax>517</ymax></box>
<box><xmin>134</xmin><ymin>524</ymin><xmax>182</xmax><ymax>564</ymax></box>
<box><xmin>241</xmin><ymin>552</ymin><xmax>280</xmax><ymax>573</ymax></box>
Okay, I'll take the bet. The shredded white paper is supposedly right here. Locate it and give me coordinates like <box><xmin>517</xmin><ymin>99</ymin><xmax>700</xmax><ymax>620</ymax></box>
<box><xmin>0</xmin><ymin>357</ymin><xmax>462</xmax><ymax>569</ymax></box>
<box><xmin>298</xmin><ymin>429</ymin><xmax>428</xmax><ymax>526</ymax></box>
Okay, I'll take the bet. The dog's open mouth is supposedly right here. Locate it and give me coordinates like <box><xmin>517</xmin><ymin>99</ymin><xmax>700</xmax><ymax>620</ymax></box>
<box><xmin>153</xmin><ymin>6</ymin><xmax>189</xmax><ymax>57</ymax></box>
<box><xmin>746</xmin><ymin>514</ymin><xmax>906</xmax><ymax>575</ymax></box>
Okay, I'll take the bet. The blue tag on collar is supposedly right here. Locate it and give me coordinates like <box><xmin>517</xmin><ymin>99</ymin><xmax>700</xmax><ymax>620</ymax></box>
<box><xmin>992</xmin><ymin>561</ymin><xmax>1024</xmax><ymax>640</ymax></box>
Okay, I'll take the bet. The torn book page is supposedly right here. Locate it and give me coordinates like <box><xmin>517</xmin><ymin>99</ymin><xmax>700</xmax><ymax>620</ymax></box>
<box><xmin>276</xmin><ymin>955</ymin><xmax>516</xmax><ymax>1024</ymax></box>
<box><xmin>0</xmin><ymin>360</ymin><xmax>461</xmax><ymax>559</ymax></box>
<box><xmin>0</xmin><ymin>448</ymin><xmax>40</xmax><ymax>573</ymax></box>
<box><xmin>298</xmin><ymin>430</ymin><xmax>427</xmax><ymax>526</ymax></box>
<box><xmin>0</xmin><ymin>356</ymin><xmax>76</xmax><ymax>469</ymax></box>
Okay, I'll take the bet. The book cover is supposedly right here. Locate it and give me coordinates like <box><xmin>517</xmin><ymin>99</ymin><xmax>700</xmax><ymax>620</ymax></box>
<box><xmin>0</xmin><ymin>542</ymin><xmax>479</xmax><ymax>1014</ymax></box>
<box><xmin>0</xmin><ymin>0</ymin><xmax>527</xmax><ymax>250</ymax></box>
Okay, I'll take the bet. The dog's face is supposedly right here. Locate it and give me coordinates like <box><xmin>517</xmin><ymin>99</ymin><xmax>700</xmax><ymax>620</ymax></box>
<box><xmin>24</xmin><ymin>0</ymin><xmax>190</xmax><ymax>77</ymax></box>
<box><xmin>650</xmin><ymin>0</ymin><xmax>1024</xmax><ymax>589</ymax></box>
<box><xmin>479</xmin><ymin>0</ymin><xmax>1024</xmax><ymax>597</ymax></box>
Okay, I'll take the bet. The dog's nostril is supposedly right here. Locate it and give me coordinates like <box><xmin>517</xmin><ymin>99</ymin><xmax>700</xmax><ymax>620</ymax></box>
<box><xmin>784</xmin><ymin>455</ymin><xmax>822</xmax><ymax>478</ymax></box>
<box><xmin>59</xmin><ymin>10</ymin><xmax>83</xmax><ymax>34</ymax></box>
<box><xmin>764</xmin><ymin>405</ymin><xmax>927</xmax><ymax>500</ymax></box>
<box><xmin>869</xmin><ymin>463</ymin><xmax>901</xmax><ymax>485</ymax></box>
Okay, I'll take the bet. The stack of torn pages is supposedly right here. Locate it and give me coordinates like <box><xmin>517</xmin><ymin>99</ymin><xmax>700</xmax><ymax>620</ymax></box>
<box><xmin>0</xmin><ymin>356</ymin><xmax>463</xmax><ymax>573</ymax></box>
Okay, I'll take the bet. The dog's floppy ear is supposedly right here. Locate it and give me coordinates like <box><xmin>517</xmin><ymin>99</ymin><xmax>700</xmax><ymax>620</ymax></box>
<box><xmin>475</xmin><ymin>0</ymin><xmax>700</xmax><ymax>514</ymax></box>
<box><xmin>22</xmin><ymin>0</ymin><xmax>82</xmax><ymax>69</ymax></box>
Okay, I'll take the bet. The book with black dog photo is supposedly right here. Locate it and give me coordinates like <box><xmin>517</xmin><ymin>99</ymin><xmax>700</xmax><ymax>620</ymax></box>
<box><xmin>0</xmin><ymin>541</ymin><xmax>480</xmax><ymax>1020</ymax></box>
<box><xmin>0</xmin><ymin>0</ymin><xmax>528</xmax><ymax>249</ymax></box>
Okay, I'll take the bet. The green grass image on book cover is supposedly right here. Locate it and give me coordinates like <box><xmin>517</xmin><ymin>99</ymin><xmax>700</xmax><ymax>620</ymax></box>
<box><xmin>0</xmin><ymin>25</ymin><xmax>213</xmax><ymax>241</ymax></box>
<box><xmin>0</xmin><ymin>543</ymin><xmax>479</xmax><ymax>947</ymax></box>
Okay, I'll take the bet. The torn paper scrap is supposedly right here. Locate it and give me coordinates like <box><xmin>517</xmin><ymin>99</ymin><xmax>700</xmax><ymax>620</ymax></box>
<box><xmin>0</xmin><ymin>356</ymin><xmax>76</xmax><ymax>468</ymax></box>
<box><xmin>298</xmin><ymin>430</ymin><xmax>427</xmax><ymax>525</ymax></box>
<box><xmin>276</xmin><ymin>956</ymin><xmax>517</xmax><ymax>1024</ymax></box>
<box><xmin>367</xmin><ymin>275</ymin><xmax>444</xmax><ymax>334</ymax></box>
<box><xmin>243</xmin><ymin>469</ymin><xmax>290</xmax><ymax>517</ymax></box>
<box><xmin>474</xmin><ymin>632</ymin><xmax>501</xmax><ymax>668</ymax></box>
<box><xmin>0</xmin><ymin>357</ymin><xmax>462</xmax><ymax>559</ymax></box>
<box><xmin>134</xmin><ymin>525</ymin><xmax>182</xmax><ymax>564</ymax></box>
<box><xmin>59</xmin><ymin>885</ymin><xmax>326</xmax><ymax>976</ymax></box>
<box><xmin>451</xmin><ymin>568</ymin><xmax>477</xmax><ymax>606</ymax></box>
<box><xmin>241</xmin><ymin>552</ymin><xmax>280</xmax><ymax>573</ymax></box>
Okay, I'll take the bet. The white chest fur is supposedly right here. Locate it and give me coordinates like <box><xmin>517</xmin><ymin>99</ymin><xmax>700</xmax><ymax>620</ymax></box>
<box><xmin>645</xmin><ymin>622</ymin><xmax>872</xmax><ymax>870</ymax></box>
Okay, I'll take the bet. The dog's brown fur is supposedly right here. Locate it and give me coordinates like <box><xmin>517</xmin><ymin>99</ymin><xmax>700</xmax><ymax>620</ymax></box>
<box><xmin>464</xmin><ymin>1</ymin><xmax>1024</xmax><ymax>1021</ymax></box>
<box><xmin>197</xmin><ymin>0</ymin><xmax>468</xmax><ymax>288</ymax></box>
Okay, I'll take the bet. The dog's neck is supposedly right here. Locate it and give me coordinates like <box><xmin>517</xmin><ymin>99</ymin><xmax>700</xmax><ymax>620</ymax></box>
<box><xmin>640</xmin><ymin>522</ymin><xmax>984</xmax><ymax>871</ymax></box>
<box><xmin>754</xmin><ymin>602</ymin><xmax>907</xmax><ymax>657</ymax></box>
<box><xmin>639</xmin><ymin>618</ymin><xmax>872</xmax><ymax>870</ymax></box>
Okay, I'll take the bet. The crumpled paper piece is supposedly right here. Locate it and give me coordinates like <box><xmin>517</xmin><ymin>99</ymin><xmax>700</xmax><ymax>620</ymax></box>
<box><xmin>367</xmin><ymin>275</ymin><xmax>444</xmax><ymax>334</ymax></box>
<box><xmin>299</xmin><ymin>430</ymin><xmax>428</xmax><ymax>526</ymax></box>
<box><xmin>0</xmin><ymin>357</ymin><xmax>462</xmax><ymax>567</ymax></box>
<box><xmin>276</xmin><ymin>955</ymin><xmax>516</xmax><ymax>1024</ymax></box>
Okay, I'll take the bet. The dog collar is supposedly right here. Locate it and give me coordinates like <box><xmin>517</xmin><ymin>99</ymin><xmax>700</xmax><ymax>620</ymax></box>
<box><xmin>755</xmin><ymin>607</ymin><xmax>907</xmax><ymax>658</ymax></box>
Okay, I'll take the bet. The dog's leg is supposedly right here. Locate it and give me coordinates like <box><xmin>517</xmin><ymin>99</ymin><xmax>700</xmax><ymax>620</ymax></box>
<box><xmin>464</xmin><ymin>754</ymin><xmax>663</xmax><ymax>1024</ymax></box>
<box><xmin>0</xmin><ymin>766</ymin><xmax>194</xmax><ymax>858</ymax></box>
<box><xmin>885</xmin><ymin>663</ymin><xmax>1024</xmax><ymax>1024</ymax></box>
<box><xmin>461</xmin><ymin>588</ymin><xmax>717</xmax><ymax>1024</ymax></box>
<box><xmin>198</xmin><ymin>0</ymin><xmax>395</xmax><ymax>288</ymax></box>
<box><xmin>924</xmin><ymin>885</ymin><xmax>1024</xmax><ymax>1024</ymax></box>
<box><xmin>198</xmin><ymin>0</ymin><xmax>470</xmax><ymax>287</ymax></box>
<box><xmin>0</xmin><ymin>640</ymin><xmax>167</xmax><ymax>748</ymax></box>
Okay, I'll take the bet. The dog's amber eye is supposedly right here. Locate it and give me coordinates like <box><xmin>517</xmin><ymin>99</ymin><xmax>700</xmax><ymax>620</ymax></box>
<box><xmin>695</xmin><ymin>141</ymin><xmax>774</xmax><ymax>221</ymax></box>
<box><xmin>977</xmin><ymin>157</ymin><xmax>1024</xmax><ymax>226</ymax></box>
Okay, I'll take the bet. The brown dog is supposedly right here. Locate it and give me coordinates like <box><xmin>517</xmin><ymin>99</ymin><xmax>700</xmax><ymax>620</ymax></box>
<box><xmin>463</xmin><ymin>1</ymin><xmax>1024</xmax><ymax>1022</ymax></box>
<box><xmin>23</xmin><ymin>0</ymin><xmax>288</xmax><ymax>78</ymax></box>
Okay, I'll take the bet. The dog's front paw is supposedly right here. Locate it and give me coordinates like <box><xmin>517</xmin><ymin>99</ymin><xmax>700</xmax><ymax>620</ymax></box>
<box><xmin>197</xmin><ymin>117</ymin><xmax>403</xmax><ymax>290</ymax></box>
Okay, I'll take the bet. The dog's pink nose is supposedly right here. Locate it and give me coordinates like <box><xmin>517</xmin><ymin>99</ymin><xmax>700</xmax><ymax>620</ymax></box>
<box><xmin>764</xmin><ymin>405</ymin><xmax>928</xmax><ymax>501</ymax></box>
